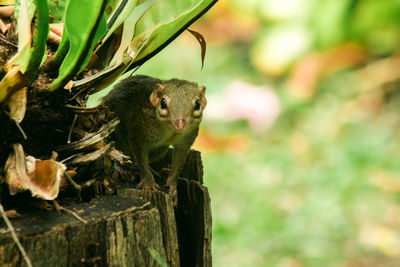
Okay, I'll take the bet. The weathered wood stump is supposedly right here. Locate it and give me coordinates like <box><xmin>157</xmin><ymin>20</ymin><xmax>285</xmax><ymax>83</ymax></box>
<box><xmin>0</xmin><ymin>150</ymin><xmax>212</xmax><ymax>267</ymax></box>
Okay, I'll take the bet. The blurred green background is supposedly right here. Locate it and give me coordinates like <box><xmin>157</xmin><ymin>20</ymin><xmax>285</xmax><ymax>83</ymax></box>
<box><xmin>94</xmin><ymin>0</ymin><xmax>400</xmax><ymax>266</ymax></box>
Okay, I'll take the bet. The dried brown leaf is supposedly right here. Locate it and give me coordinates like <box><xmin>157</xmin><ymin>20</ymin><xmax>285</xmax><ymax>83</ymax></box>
<box><xmin>29</xmin><ymin>159</ymin><xmax>66</xmax><ymax>199</ymax></box>
<box><xmin>8</xmin><ymin>86</ymin><xmax>27</xmax><ymax>123</ymax></box>
<box><xmin>57</xmin><ymin>117</ymin><xmax>120</xmax><ymax>152</ymax></box>
<box><xmin>71</xmin><ymin>143</ymin><xmax>112</xmax><ymax>164</ymax></box>
<box><xmin>64</xmin><ymin>80</ymin><xmax>74</xmax><ymax>91</ymax></box>
<box><xmin>5</xmin><ymin>152</ymin><xmax>28</xmax><ymax>195</ymax></box>
<box><xmin>5</xmin><ymin>144</ymin><xmax>67</xmax><ymax>200</ymax></box>
<box><xmin>0</xmin><ymin>66</ymin><xmax>28</xmax><ymax>105</ymax></box>
<box><xmin>187</xmin><ymin>29</ymin><xmax>207</xmax><ymax>69</ymax></box>
<box><xmin>108</xmin><ymin>148</ymin><xmax>132</xmax><ymax>165</ymax></box>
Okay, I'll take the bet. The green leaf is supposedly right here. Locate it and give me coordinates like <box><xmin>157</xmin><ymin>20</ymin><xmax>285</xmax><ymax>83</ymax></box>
<box><xmin>48</xmin><ymin>0</ymin><xmax>66</xmax><ymax>21</ymax></box>
<box><xmin>71</xmin><ymin>56</ymin><xmax>131</xmax><ymax>96</ymax></box>
<box><xmin>103</xmin><ymin>0</ymin><xmax>121</xmax><ymax>19</ymax></box>
<box><xmin>8</xmin><ymin>0</ymin><xmax>33</xmax><ymax>72</ymax></box>
<box><xmin>0</xmin><ymin>0</ymin><xmax>14</xmax><ymax>5</ymax></box>
<box><xmin>49</xmin><ymin>0</ymin><xmax>107</xmax><ymax>91</ymax></box>
<box><xmin>77</xmin><ymin>13</ymin><xmax>107</xmax><ymax>73</ymax></box>
<box><xmin>13</xmin><ymin>0</ymin><xmax>36</xmax><ymax>20</ymax></box>
<box><xmin>50</xmin><ymin>30</ymin><xmax>69</xmax><ymax>70</ymax></box>
<box><xmin>101</xmin><ymin>0</ymin><xmax>138</xmax><ymax>44</ymax></box>
<box><xmin>24</xmin><ymin>0</ymin><xmax>49</xmax><ymax>84</ymax></box>
<box><xmin>73</xmin><ymin>0</ymin><xmax>216</xmax><ymax>98</ymax></box>
<box><xmin>108</xmin><ymin>0</ymin><xmax>154</xmax><ymax>66</ymax></box>
<box><xmin>129</xmin><ymin>0</ymin><xmax>217</xmax><ymax>66</ymax></box>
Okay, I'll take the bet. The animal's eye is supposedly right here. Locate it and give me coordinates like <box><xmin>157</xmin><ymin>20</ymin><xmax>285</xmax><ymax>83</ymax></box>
<box><xmin>194</xmin><ymin>99</ymin><xmax>201</xmax><ymax>111</ymax></box>
<box><xmin>161</xmin><ymin>98</ymin><xmax>167</xmax><ymax>109</ymax></box>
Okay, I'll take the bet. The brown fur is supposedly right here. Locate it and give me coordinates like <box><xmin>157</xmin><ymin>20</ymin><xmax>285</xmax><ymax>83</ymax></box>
<box><xmin>103</xmin><ymin>75</ymin><xmax>206</xmax><ymax>193</ymax></box>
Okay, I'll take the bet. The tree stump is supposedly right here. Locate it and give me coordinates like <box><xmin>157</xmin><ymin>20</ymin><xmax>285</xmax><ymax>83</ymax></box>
<box><xmin>0</xmin><ymin>150</ymin><xmax>212</xmax><ymax>267</ymax></box>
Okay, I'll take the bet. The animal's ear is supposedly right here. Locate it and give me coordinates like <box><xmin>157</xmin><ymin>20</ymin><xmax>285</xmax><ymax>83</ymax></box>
<box><xmin>199</xmin><ymin>86</ymin><xmax>207</xmax><ymax>108</ymax></box>
<box><xmin>150</xmin><ymin>83</ymin><xmax>164</xmax><ymax>107</ymax></box>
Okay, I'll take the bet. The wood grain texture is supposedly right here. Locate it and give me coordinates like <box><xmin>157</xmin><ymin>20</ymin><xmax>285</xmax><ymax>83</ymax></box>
<box><xmin>0</xmin><ymin>150</ymin><xmax>212</xmax><ymax>267</ymax></box>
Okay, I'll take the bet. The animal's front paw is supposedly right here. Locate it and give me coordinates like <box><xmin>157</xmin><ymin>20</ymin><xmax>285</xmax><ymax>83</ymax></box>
<box><xmin>137</xmin><ymin>178</ymin><xmax>160</xmax><ymax>191</ymax></box>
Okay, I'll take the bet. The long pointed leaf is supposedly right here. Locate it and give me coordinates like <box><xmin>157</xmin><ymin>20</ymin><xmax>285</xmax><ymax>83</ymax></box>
<box><xmin>71</xmin><ymin>56</ymin><xmax>131</xmax><ymax>96</ymax></box>
<box><xmin>108</xmin><ymin>0</ymin><xmax>154</xmax><ymax>66</ymax></box>
<box><xmin>70</xmin><ymin>0</ymin><xmax>217</xmax><ymax>96</ymax></box>
<box><xmin>50</xmin><ymin>31</ymin><xmax>69</xmax><ymax>70</ymax></box>
<box><xmin>7</xmin><ymin>0</ymin><xmax>32</xmax><ymax>72</ymax></box>
<box><xmin>24</xmin><ymin>0</ymin><xmax>49</xmax><ymax>84</ymax></box>
<box><xmin>77</xmin><ymin>13</ymin><xmax>107</xmax><ymax>73</ymax></box>
<box><xmin>128</xmin><ymin>0</ymin><xmax>217</xmax><ymax>68</ymax></box>
<box><xmin>100</xmin><ymin>0</ymin><xmax>138</xmax><ymax>45</ymax></box>
<box><xmin>49</xmin><ymin>0</ymin><xmax>107</xmax><ymax>91</ymax></box>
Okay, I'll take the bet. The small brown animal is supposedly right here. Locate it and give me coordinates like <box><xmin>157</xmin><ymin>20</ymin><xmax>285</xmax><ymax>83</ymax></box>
<box><xmin>103</xmin><ymin>75</ymin><xmax>207</xmax><ymax>195</ymax></box>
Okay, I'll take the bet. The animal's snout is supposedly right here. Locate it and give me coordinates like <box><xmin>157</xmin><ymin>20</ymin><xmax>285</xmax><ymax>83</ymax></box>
<box><xmin>174</xmin><ymin>119</ymin><xmax>187</xmax><ymax>131</ymax></box>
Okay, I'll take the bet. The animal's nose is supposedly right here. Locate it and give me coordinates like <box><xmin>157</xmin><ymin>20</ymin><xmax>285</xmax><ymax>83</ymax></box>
<box><xmin>174</xmin><ymin>119</ymin><xmax>187</xmax><ymax>131</ymax></box>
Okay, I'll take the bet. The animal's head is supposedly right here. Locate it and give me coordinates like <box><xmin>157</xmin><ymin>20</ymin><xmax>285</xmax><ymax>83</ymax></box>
<box><xmin>150</xmin><ymin>79</ymin><xmax>207</xmax><ymax>132</ymax></box>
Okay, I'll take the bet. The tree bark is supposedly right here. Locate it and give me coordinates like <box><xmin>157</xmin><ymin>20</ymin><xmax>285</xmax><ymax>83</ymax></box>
<box><xmin>0</xmin><ymin>150</ymin><xmax>212</xmax><ymax>267</ymax></box>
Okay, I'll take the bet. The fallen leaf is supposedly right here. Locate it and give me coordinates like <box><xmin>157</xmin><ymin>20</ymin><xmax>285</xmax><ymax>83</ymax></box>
<box><xmin>8</xmin><ymin>86</ymin><xmax>27</xmax><ymax>123</ymax></box>
<box><xmin>0</xmin><ymin>66</ymin><xmax>28</xmax><ymax>105</ymax></box>
<box><xmin>5</xmin><ymin>145</ymin><xmax>30</xmax><ymax>195</ymax></box>
<box><xmin>28</xmin><ymin>159</ymin><xmax>66</xmax><ymax>200</ymax></box>
<box><xmin>108</xmin><ymin>148</ymin><xmax>131</xmax><ymax>165</ymax></box>
<box><xmin>71</xmin><ymin>143</ymin><xmax>112</xmax><ymax>164</ymax></box>
<box><xmin>64</xmin><ymin>80</ymin><xmax>74</xmax><ymax>91</ymax></box>
<box><xmin>5</xmin><ymin>144</ymin><xmax>67</xmax><ymax>200</ymax></box>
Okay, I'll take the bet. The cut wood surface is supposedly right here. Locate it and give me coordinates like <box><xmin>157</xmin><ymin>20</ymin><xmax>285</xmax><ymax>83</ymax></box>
<box><xmin>0</xmin><ymin>150</ymin><xmax>212</xmax><ymax>267</ymax></box>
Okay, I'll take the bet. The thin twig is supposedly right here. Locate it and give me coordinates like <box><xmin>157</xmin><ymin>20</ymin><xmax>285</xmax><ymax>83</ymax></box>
<box><xmin>79</xmin><ymin>178</ymin><xmax>96</xmax><ymax>189</ymax></box>
<box><xmin>60</xmin><ymin>153</ymin><xmax>82</xmax><ymax>163</ymax></box>
<box><xmin>65</xmin><ymin>104</ymin><xmax>104</xmax><ymax>114</ymax></box>
<box><xmin>0</xmin><ymin>203</ymin><xmax>33</xmax><ymax>267</ymax></box>
<box><xmin>64</xmin><ymin>172</ymin><xmax>82</xmax><ymax>202</ymax></box>
<box><xmin>61</xmin><ymin>207</ymin><xmax>87</xmax><ymax>224</ymax></box>
<box><xmin>67</xmin><ymin>114</ymin><xmax>78</xmax><ymax>143</ymax></box>
<box><xmin>52</xmin><ymin>200</ymin><xmax>87</xmax><ymax>224</ymax></box>
<box><xmin>64</xmin><ymin>172</ymin><xmax>81</xmax><ymax>190</ymax></box>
